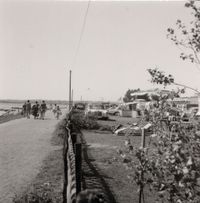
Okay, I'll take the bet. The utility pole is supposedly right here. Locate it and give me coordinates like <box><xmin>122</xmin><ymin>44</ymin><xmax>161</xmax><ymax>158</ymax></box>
<box><xmin>71</xmin><ymin>89</ymin><xmax>74</xmax><ymax>107</ymax></box>
<box><xmin>69</xmin><ymin>70</ymin><xmax>72</xmax><ymax>110</ymax></box>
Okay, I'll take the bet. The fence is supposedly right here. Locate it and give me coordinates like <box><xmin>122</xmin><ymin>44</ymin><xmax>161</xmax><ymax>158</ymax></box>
<box><xmin>63</xmin><ymin>112</ymin><xmax>82</xmax><ymax>203</ymax></box>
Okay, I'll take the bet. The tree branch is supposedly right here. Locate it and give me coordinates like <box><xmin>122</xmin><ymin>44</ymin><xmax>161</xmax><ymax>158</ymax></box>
<box><xmin>173</xmin><ymin>82</ymin><xmax>200</xmax><ymax>94</ymax></box>
<box><xmin>186</xmin><ymin>34</ymin><xmax>200</xmax><ymax>71</ymax></box>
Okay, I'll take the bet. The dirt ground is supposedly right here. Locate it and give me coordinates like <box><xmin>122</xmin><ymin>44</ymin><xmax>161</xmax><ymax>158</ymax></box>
<box><xmin>0</xmin><ymin>111</ymin><xmax>62</xmax><ymax>203</ymax></box>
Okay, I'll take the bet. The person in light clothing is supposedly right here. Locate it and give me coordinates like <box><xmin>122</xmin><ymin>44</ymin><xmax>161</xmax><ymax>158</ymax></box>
<box><xmin>55</xmin><ymin>106</ymin><xmax>62</xmax><ymax>120</ymax></box>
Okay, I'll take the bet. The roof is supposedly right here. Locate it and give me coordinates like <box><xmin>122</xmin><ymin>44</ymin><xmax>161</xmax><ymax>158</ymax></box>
<box><xmin>130</xmin><ymin>89</ymin><xmax>171</xmax><ymax>97</ymax></box>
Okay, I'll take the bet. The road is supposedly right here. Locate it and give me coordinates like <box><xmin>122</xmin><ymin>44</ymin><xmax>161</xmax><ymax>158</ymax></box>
<box><xmin>0</xmin><ymin>111</ymin><xmax>63</xmax><ymax>203</ymax></box>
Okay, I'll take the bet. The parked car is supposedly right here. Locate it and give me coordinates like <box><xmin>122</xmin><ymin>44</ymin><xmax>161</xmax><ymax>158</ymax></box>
<box><xmin>189</xmin><ymin>107</ymin><xmax>199</xmax><ymax>117</ymax></box>
<box><xmin>107</xmin><ymin>106</ymin><xmax>121</xmax><ymax>116</ymax></box>
<box><xmin>85</xmin><ymin>103</ymin><xmax>109</xmax><ymax>120</ymax></box>
<box><xmin>74</xmin><ymin>102</ymin><xmax>86</xmax><ymax>110</ymax></box>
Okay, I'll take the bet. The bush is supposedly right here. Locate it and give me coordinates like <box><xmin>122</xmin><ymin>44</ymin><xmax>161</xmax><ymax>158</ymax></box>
<box><xmin>53</xmin><ymin>118</ymin><xmax>68</xmax><ymax>138</ymax></box>
<box><xmin>70</xmin><ymin>112</ymin><xmax>100</xmax><ymax>130</ymax></box>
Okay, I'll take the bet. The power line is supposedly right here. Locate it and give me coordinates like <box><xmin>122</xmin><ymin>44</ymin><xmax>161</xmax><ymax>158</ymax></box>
<box><xmin>71</xmin><ymin>0</ymin><xmax>90</xmax><ymax>69</ymax></box>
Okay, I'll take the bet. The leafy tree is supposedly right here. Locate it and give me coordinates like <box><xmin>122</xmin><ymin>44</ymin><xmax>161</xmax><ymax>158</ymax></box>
<box><xmin>147</xmin><ymin>68</ymin><xmax>200</xmax><ymax>94</ymax></box>
<box><xmin>119</xmin><ymin>77</ymin><xmax>200</xmax><ymax>203</ymax></box>
<box><xmin>167</xmin><ymin>0</ymin><xmax>200</xmax><ymax>71</ymax></box>
<box><xmin>123</xmin><ymin>88</ymin><xmax>140</xmax><ymax>102</ymax></box>
<box><xmin>118</xmin><ymin>68</ymin><xmax>200</xmax><ymax>203</ymax></box>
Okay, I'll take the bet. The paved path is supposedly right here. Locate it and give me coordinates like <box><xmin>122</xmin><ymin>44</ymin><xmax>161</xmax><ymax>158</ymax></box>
<box><xmin>0</xmin><ymin>111</ymin><xmax>63</xmax><ymax>203</ymax></box>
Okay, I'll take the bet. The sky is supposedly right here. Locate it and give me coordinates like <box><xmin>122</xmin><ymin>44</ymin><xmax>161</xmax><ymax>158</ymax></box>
<box><xmin>0</xmin><ymin>0</ymin><xmax>199</xmax><ymax>101</ymax></box>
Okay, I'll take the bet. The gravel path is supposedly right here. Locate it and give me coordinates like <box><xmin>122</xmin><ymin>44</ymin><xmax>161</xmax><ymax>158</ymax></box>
<box><xmin>0</xmin><ymin>111</ymin><xmax>62</xmax><ymax>203</ymax></box>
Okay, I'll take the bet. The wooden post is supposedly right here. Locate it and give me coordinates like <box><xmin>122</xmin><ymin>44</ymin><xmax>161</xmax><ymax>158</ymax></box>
<box><xmin>75</xmin><ymin>142</ymin><xmax>82</xmax><ymax>195</ymax></box>
<box><xmin>72</xmin><ymin>89</ymin><xmax>74</xmax><ymax>107</ymax></box>
<box><xmin>71</xmin><ymin>133</ymin><xmax>77</xmax><ymax>149</ymax></box>
<box><xmin>139</xmin><ymin>128</ymin><xmax>146</xmax><ymax>203</ymax></box>
<box><xmin>141</xmin><ymin>128</ymin><xmax>146</xmax><ymax>148</ymax></box>
<box><xmin>69</xmin><ymin>70</ymin><xmax>72</xmax><ymax>110</ymax></box>
<box><xmin>63</xmin><ymin>138</ymin><xmax>68</xmax><ymax>203</ymax></box>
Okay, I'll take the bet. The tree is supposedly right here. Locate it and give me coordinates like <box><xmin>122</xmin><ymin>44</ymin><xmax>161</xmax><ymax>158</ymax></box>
<box><xmin>123</xmin><ymin>88</ymin><xmax>140</xmax><ymax>102</ymax></box>
<box><xmin>144</xmin><ymin>69</ymin><xmax>200</xmax><ymax>203</ymax></box>
<box><xmin>147</xmin><ymin>68</ymin><xmax>200</xmax><ymax>95</ymax></box>
<box><xmin>167</xmin><ymin>0</ymin><xmax>200</xmax><ymax>71</ymax></box>
<box><xmin>119</xmin><ymin>69</ymin><xmax>200</xmax><ymax>203</ymax></box>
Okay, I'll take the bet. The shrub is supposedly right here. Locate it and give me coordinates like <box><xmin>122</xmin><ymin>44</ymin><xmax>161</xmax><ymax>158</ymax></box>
<box><xmin>53</xmin><ymin>118</ymin><xmax>68</xmax><ymax>139</ymax></box>
<box><xmin>70</xmin><ymin>112</ymin><xmax>100</xmax><ymax>130</ymax></box>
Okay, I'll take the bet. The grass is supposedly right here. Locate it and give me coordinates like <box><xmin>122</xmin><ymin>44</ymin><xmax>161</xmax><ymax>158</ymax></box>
<box><xmin>0</xmin><ymin>113</ymin><xmax>23</xmax><ymax>124</ymax></box>
<box><xmin>81</xmin><ymin>115</ymin><xmax>156</xmax><ymax>203</ymax></box>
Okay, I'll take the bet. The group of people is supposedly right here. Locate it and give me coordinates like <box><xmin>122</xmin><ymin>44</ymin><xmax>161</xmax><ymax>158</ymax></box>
<box><xmin>52</xmin><ymin>104</ymin><xmax>62</xmax><ymax>119</ymax></box>
<box><xmin>22</xmin><ymin>100</ymin><xmax>47</xmax><ymax>120</ymax></box>
<box><xmin>22</xmin><ymin>101</ymin><xmax>63</xmax><ymax>120</ymax></box>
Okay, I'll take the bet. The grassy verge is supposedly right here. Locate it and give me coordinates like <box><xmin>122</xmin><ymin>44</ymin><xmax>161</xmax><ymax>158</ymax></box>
<box><xmin>82</xmin><ymin>116</ymin><xmax>156</xmax><ymax>203</ymax></box>
<box><xmin>0</xmin><ymin>113</ymin><xmax>23</xmax><ymax>124</ymax></box>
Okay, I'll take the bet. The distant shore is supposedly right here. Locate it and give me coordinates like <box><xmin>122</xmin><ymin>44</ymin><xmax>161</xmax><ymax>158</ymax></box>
<box><xmin>0</xmin><ymin>99</ymin><xmax>69</xmax><ymax>105</ymax></box>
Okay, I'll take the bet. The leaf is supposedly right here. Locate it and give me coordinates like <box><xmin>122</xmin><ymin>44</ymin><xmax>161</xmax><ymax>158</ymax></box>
<box><xmin>182</xmin><ymin>166</ymin><xmax>189</xmax><ymax>174</ymax></box>
<box><xmin>178</xmin><ymin>182</ymin><xmax>184</xmax><ymax>188</ymax></box>
<box><xmin>187</xmin><ymin>157</ymin><xmax>193</xmax><ymax>166</ymax></box>
<box><xmin>173</xmin><ymin>144</ymin><xmax>179</xmax><ymax>151</ymax></box>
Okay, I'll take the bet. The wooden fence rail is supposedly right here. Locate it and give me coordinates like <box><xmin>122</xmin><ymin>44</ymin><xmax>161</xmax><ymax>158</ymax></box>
<box><xmin>66</xmin><ymin>130</ymin><xmax>76</xmax><ymax>203</ymax></box>
<box><xmin>63</xmin><ymin>112</ymin><xmax>82</xmax><ymax>203</ymax></box>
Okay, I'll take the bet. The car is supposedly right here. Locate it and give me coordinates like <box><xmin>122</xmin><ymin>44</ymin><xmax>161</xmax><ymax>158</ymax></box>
<box><xmin>107</xmin><ymin>106</ymin><xmax>121</xmax><ymax>116</ymax></box>
<box><xmin>190</xmin><ymin>107</ymin><xmax>199</xmax><ymax>117</ymax></box>
<box><xmin>74</xmin><ymin>102</ymin><xmax>86</xmax><ymax>110</ymax></box>
<box><xmin>85</xmin><ymin>103</ymin><xmax>109</xmax><ymax>120</ymax></box>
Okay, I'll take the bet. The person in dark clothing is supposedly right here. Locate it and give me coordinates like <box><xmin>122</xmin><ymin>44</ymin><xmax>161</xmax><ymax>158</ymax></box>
<box><xmin>52</xmin><ymin>104</ymin><xmax>57</xmax><ymax>117</ymax></box>
<box><xmin>22</xmin><ymin>102</ymin><xmax>26</xmax><ymax>117</ymax></box>
<box><xmin>26</xmin><ymin>100</ymin><xmax>31</xmax><ymax>119</ymax></box>
<box><xmin>32</xmin><ymin>101</ymin><xmax>39</xmax><ymax>119</ymax></box>
<box><xmin>40</xmin><ymin>100</ymin><xmax>47</xmax><ymax>120</ymax></box>
<box><xmin>55</xmin><ymin>105</ymin><xmax>62</xmax><ymax>120</ymax></box>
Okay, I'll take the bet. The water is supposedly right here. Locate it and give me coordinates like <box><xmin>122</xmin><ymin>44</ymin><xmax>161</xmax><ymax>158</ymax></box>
<box><xmin>0</xmin><ymin>102</ymin><xmax>23</xmax><ymax>116</ymax></box>
<box><xmin>0</xmin><ymin>102</ymin><xmax>68</xmax><ymax>116</ymax></box>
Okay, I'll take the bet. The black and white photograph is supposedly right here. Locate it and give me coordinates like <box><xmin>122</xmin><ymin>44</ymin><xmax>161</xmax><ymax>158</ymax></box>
<box><xmin>1</xmin><ymin>0</ymin><xmax>200</xmax><ymax>203</ymax></box>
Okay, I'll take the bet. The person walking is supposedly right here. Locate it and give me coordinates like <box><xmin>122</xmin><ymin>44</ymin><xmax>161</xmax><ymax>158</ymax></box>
<box><xmin>22</xmin><ymin>102</ymin><xmax>26</xmax><ymax>117</ymax></box>
<box><xmin>52</xmin><ymin>104</ymin><xmax>57</xmax><ymax>117</ymax></box>
<box><xmin>32</xmin><ymin>101</ymin><xmax>39</xmax><ymax>119</ymax></box>
<box><xmin>55</xmin><ymin>106</ymin><xmax>62</xmax><ymax>120</ymax></box>
<box><xmin>26</xmin><ymin>100</ymin><xmax>31</xmax><ymax>119</ymax></box>
<box><xmin>40</xmin><ymin>100</ymin><xmax>47</xmax><ymax>120</ymax></box>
